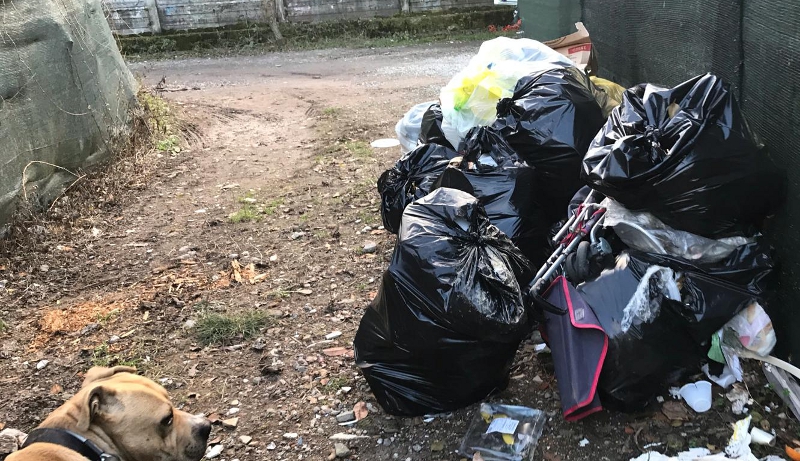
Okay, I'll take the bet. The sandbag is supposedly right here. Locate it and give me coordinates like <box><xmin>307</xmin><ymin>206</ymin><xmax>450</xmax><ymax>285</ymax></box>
<box><xmin>377</xmin><ymin>144</ymin><xmax>459</xmax><ymax>234</ymax></box>
<box><xmin>578</xmin><ymin>242</ymin><xmax>774</xmax><ymax>411</ymax></box>
<box><xmin>354</xmin><ymin>188</ymin><xmax>533</xmax><ymax>416</ymax></box>
<box><xmin>418</xmin><ymin>103</ymin><xmax>454</xmax><ymax>150</ymax></box>
<box><xmin>581</xmin><ymin>73</ymin><xmax>785</xmax><ymax>238</ymax></box>
<box><xmin>493</xmin><ymin>67</ymin><xmax>605</xmax><ymax>222</ymax></box>
<box><xmin>435</xmin><ymin>127</ymin><xmax>551</xmax><ymax>266</ymax></box>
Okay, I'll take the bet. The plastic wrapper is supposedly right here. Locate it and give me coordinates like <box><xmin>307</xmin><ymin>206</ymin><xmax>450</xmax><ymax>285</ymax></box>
<box><xmin>493</xmin><ymin>67</ymin><xmax>605</xmax><ymax>222</ymax></box>
<box><xmin>590</xmin><ymin>76</ymin><xmax>625</xmax><ymax>118</ymax></box>
<box><xmin>354</xmin><ymin>188</ymin><xmax>534</xmax><ymax>416</ymax></box>
<box><xmin>577</xmin><ymin>243</ymin><xmax>774</xmax><ymax>411</ymax></box>
<box><xmin>440</xmin><ymin>37</ymin><xmax>572</xmax><ymax>147</ymax></box>
<box><xmin>720</xmin><ymin>302</ymin><xmax>776</xmax><ymax>357</ymax></box>
<box><xmin>458</xmin><ymin>403</ymin><xmax>546</xmax><ymax>461</ymax></box>
<box><xmin>582</xmin><ymin>73</ymin><xmax>786</xmax><ymax>238</ymax></box>
<box><xmin>395</xmin><ymin>100</ymin><xmax>437</xmax><ymax>152</ymax></box>
<box><xmin>418</xmin><ymin>103</ymin><xmax>454</xmax><ymax>149</ymax></box>
<box><xmin>763</xmin><ymin>363</ymin><xmax>800</xmax><ymax>422</ymax></box>
<box><xmin>377</xmin><ymin>144</ymin><xmax>459</xmax><ymax>234</ymax></box>
<box><xmin>435</xmin><ymin>127</ymin><xmax>551</xmax><ymax>266</ymax></box>
<box><xmin>603</xmin><ymin>199</ymin><xmax>752</xmax><ymax>264</ymax></box>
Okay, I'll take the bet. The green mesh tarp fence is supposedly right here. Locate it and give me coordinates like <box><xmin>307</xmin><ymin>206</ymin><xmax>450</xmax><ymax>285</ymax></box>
<box><xmin>532</xmin><ymin>0</ymin><xmax>799</xmax><ymax>364</ymax></box>
<box><xmin>0</xmin><ymin>0</ymin><xmax>137</xmax><ymax>230</ymax></box>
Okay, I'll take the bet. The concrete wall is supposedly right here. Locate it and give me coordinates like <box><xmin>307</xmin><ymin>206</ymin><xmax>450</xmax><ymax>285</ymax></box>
<box><xmin>104</xmin><ymin>0</ymin><xmax>494</xmax><ymax>34</ymax></box>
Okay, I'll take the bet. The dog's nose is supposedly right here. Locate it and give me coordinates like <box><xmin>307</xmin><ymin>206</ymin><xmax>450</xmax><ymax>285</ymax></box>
<box><xmin>195</xmin><ymin>419</ymin><xmax>211</xmax><ymax>441</ymax></box>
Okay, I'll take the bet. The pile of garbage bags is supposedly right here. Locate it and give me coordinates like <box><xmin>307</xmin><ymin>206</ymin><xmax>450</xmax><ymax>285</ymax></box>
<box><xmin>357</xmin><ymin>35</ymin><xmax>788</xmax><ymax>420</ymax></box>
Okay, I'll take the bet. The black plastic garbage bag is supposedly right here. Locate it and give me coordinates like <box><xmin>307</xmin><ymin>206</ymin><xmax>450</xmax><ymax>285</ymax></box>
<box><xmin>582</xmin><ymin>73</ymin><xmax>785</xmax><ymax>238</ymax></box>
<box><xmin>433</xmin><ymin>127</ymin><xmax>551</xmax><ymax>267</ymax></box>
<box><xmin>577</xmin><ymin>242</ymin><xmax>774</xmax><ymax>411</ymax></box>
<box><xmin>377</xmin><ymin>144</ymin><xmax>459</xmax><ymax>234</ymax></box>
<box><xmin>418</xmin><ymin>103</ymin><xmax>454</xmax><ymax>150</ymax></box>
<box><xmin>354</xmin><ymin>188</ymin><xmax>534</xmax><ymax>416</ymax></box>
<box><xmin>493</xmin><ymin>67</ymin><xmax>605</xmax><ymax>222</ymax></box>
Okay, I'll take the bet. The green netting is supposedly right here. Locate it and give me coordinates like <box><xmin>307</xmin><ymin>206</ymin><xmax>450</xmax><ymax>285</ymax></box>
<box><xmin>574</xmin><ymin>0</ymin><xmax>800</xmax><ymax>364</ymax></box>
<box><xmin>0</xmin><ymin>0</ymin><xmax>136</xmax><ymax>231</ymax></box>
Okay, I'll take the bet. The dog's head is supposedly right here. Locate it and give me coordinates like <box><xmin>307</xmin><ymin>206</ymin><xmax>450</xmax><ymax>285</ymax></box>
<box><xmin>75</xmin><ymin>366</ymin><xmax>211</xmax><ymax>461</ymax></box>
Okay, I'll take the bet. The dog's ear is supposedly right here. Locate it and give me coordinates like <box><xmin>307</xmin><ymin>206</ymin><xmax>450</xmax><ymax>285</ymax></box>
<box><xmin>81</xmin><ymin>366</ymin><xmax>138</xmax><ymax>388</ymax></box>
<box><xmin>77</xmin><ymin>386</ymin><xmax>119</xmax><ymax>431</ymax></box>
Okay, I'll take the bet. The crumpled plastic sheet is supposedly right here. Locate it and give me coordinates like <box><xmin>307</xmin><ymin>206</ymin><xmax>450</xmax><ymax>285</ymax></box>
<box><xmin>603</xmin><ymin>199</ymin><xmax>752</xmax><ymax>264</ymax></box>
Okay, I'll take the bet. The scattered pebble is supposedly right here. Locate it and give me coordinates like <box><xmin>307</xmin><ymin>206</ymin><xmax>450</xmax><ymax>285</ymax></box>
<box><xmin>291</xmin><ymin>231</ymin><xmax>306</xmax><ymax>240</ymax></box>
<box><xmin>239</xmin><ymin>435</ymin><xmax>252</xmax><ymax>445</ymax></box>
<box><xmin>222</xmin><ymin>418</ymin><xmax>238</xmax><ymax>429</ymax></box>
<box><xmin>579</xmin><ymin>438</ymin><xmax>590</xmax><ymax>447</ymax></box>
<box><xmin>336</xmin><ymin>411</ymin><xmax>355</xmax><ymax>423</ymax></box>
<box><xmin>362</xmin><ymin>241</ymin><xmax>378</xmax><ymax>253</ymax></box>
<box><xmin>36</xmin><ymin>360</ymin><xmax>49</xmax><ymax>370</ymax></box>
<box><xmin>227</xmin><ymin>407</ymin><xmax>240</xmax><ymax>415</ymax></box>
<box><xmin>108</xmin><ymin>335</ymin><xmax>120</xmax><ymax>344</ymax></box>
<box><xmin>412</xmin><ymin>444</ymin><xmax>422</xmax><ymax>452</ymax></box>
<box><xmin>266</xmin><ymin>442</ymin><xmax>277</xmax><ymax>450</ymax></box>
<box><xmin>325</xmin><ymin>331</ymin><xmax>342</xmax><ymax>340</ymax></box>
<box><xmin>205</xmin><ymin>444</ymin><xmax>224</xmax><ymax>459</ymax></box>
<box><xmin>283</xmin><ymin>433</ymin><xmax>299</xmax><ymax>439</ymax></box>
<box><xmin>334</xmin><ymin>442</ymin><xmax>350</xmax><ymax>458</ymax></box>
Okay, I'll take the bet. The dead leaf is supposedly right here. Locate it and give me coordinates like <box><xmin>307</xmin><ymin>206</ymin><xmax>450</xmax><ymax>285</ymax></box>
<box><xmin>322</xmin><ymin>347</ymin><xmax>349</xmax><ymax>357</ymax></box>
<box><xmin>209</xmin><ymin>436</ymin><xmax>222</xmax><ymax>445</ymax></box>
<box><xmin>662</xmin><ymin>401</ymin><xmax>692</xmax><ymax>421</ymax></box>
<box><xmin>50</xmin><ymin>384</ymin><xmax>63</xmax><ymax>394</ymax></box>
<box><xmin>624</xmin><ymin>426</ymin><xmax>635</xmax><ymax>435</ymax></box>
<box><xmin>543</xmin><ymin>452</ymin><xmax>562</xmax><ymax>461</ymax></box>
<box><xmin>231</xmin><ymin>260</ymin><xmax>243</xmax><ymax>284</ymax></box>
<box><xmin>207</xmin><ymin>413</ymin><xmax>221</xmax><ymax>424</ymax></box>
<box><xmin>354</xmin><ymin>401</ymin><xmax>368</xmax><ymax>421</ymax></box>
<box><xmin>0</xmin><ymin>422</ymin><xmax>5</xmax><ymax>430</ymax></box>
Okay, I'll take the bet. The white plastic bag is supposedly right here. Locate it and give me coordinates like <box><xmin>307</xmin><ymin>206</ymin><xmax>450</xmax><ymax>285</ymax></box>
<box><xmin>395</xmin><ymin>101</ymin><xmax>436</xmax><ymax>153</ymax></box>
<box><xmin>721</xmin><ymin>302</ymin><xmax>776</xmax><ymax>357</ymax></box>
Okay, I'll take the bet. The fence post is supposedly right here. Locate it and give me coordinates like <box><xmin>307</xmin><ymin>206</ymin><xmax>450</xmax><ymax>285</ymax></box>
<box><xmin>262</xmin><ymin>0</ymin><xmax>284</xmax><ymax>41</ymax></box>
<box><xmin>144</xmin><ymin>0</ymin><xmax>162</xmax><ymax>33</ymax></box>
<box><xmin>400</xmin><ymin>0</ymin><xmax>410</xmax><ymax>14</ymax></box>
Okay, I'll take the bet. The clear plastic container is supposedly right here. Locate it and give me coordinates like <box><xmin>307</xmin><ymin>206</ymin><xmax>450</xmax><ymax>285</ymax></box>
<box><xmin>458</xmin><ymin>403</ymin><xmax>546</xmax><ymax>461</ymax></box>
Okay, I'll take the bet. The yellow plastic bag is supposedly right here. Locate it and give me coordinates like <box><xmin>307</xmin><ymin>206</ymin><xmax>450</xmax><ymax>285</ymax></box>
<box><xmin>440</xmin><ymin>37</ymin><xmax>574</xmax><ymax>148</ymax></box>
<box><xmin>590</xmin><ymin>76</ymin><xmax>626</xmax><ymax>117</ymax></box>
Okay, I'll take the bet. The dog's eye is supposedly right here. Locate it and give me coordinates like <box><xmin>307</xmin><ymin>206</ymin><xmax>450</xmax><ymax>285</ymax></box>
<box><xmin>161</xmin><ymin>413</ymin><xmax>173</xmax><ymax>427</ymax></box>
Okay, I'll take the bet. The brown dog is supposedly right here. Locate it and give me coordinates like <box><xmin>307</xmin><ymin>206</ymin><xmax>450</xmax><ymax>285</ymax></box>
<box><xmin>8</xmin><ymin>366</ymin><xmax>211</xmax><ymax>461</ymax></box>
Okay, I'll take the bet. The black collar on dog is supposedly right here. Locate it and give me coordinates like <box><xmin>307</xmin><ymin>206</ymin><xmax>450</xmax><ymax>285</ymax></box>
<box><xmin>21</xmin><ymin>428</ymin><xmax>120</xmax><ymax>461</ymax></box>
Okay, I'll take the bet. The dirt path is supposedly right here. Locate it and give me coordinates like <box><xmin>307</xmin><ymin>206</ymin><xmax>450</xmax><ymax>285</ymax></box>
<box><xmin>1</xmin><ymin>43</ymin><xmax>797</xmax><ymax>461</ymax></box>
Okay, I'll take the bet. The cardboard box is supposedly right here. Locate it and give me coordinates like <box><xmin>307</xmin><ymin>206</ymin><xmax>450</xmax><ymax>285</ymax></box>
<box><xmin>543</xmin><ymin>22</ymin><xmax>598</xmax><ymax>75</ymax></box>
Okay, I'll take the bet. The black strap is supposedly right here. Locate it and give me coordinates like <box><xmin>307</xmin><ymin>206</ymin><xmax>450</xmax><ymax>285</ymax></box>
<box><xmin>21</xmin><ymin>428</ymin><xmax>117</xmax><ymax>461</ymax></box>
